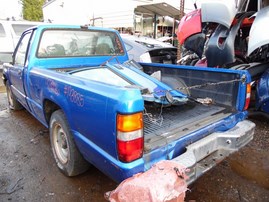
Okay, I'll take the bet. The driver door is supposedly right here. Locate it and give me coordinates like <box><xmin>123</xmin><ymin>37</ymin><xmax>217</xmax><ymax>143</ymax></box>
<box><xmin>7</xmin><ymin>30</ymin><xmax>33</xmax><ymax>109</ymax></box>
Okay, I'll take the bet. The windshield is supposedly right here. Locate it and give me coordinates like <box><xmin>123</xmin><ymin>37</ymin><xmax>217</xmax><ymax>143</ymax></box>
<box><xmin>37</xmin><ymin>29</ymin><xmax>124</xmax><ymax>58</ymax></box>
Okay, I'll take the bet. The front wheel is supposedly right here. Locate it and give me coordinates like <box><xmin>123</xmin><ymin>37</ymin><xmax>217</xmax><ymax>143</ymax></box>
<box><xmin>49</xmin><ymin>110</ymin><xmax>90</xmax><ymax>176</ymax></box>
<box><xmin>5</xmin><ymin>80</ymin><xmax>23</xmax><ymax>110</ymax></box>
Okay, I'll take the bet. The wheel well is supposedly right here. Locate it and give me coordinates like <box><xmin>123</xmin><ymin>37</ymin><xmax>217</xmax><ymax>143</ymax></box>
<box><xmin>44</xmin><ymin>99</ymin><xmax>61</xmax><ymax>124</ymax></box>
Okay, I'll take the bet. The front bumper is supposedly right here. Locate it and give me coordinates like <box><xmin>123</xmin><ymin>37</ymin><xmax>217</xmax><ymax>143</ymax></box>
<box><xmin>172</xmin><ymin>120</ymin><xmax>255</xmax><ymax>185</ymax></box>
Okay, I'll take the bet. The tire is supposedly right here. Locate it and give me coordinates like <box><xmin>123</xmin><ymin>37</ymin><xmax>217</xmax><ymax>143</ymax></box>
<box><xmin>161</xmin><ymin>77</ymin><xmax>190</xmax><ymax>96</ymax></box>
<box><xmin>6</xmin><ymin>80</ymin><xmax>23</xmax><ymax>110</ymax></box>
<box><xmin>49</xmin><ymin>109</ymin><xmax>90</xmax><ymax>176</ymax></box>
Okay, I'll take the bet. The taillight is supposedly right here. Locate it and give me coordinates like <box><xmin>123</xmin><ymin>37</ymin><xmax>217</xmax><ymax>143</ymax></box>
<box><xmin>117</xmin><ymin>112</ymin><xmax>144</xmax><ymax>162</ymax></box>
<box><xmin>244</xmin><ymin>83</ymin><xmax>251</xmax><ymax>110</ymax></box>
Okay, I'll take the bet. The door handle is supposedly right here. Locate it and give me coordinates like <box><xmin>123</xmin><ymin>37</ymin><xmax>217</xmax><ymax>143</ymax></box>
<box><xmin>18</xmin><ymin>70</ymin><xmax>22</xmax><ymax>76</ymax></box>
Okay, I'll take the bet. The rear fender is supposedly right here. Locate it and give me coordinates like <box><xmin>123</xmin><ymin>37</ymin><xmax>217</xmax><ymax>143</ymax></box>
<box><xmin>201</xmin><ymin>0</ymin><xmax>237</xmax><ymax>28</ymax></box>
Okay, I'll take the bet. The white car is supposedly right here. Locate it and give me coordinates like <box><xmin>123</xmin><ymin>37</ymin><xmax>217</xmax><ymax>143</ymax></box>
<box><xmin>0</xmin><ymin>20</ymin><xmax>43</xmax><ymax>69</ymax></box>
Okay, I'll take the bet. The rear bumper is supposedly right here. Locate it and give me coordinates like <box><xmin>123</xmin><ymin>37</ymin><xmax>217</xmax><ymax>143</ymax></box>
<box><xmin>172</xmin><ymin>120</ymin><xmax>255</xmax><ymax>185</ymax></box>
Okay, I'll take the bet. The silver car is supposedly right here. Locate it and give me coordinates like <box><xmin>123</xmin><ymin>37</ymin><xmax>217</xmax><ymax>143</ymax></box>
<box><xmin>121</xmin><ymin>34</ymin><xmax>177</xmax><ymax>64</ymax></box>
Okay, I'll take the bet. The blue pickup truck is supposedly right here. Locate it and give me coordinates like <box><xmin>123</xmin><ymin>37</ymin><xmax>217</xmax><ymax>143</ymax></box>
<box><xmin>2</xmin><ymin>24</ymin><xmax>255</xmax><ymax>184</ymax></box>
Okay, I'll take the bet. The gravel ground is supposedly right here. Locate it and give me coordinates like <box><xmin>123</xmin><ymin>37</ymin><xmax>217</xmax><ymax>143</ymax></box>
<box><xmin>185</xmin><ymin>116</ymin><xmax>269</xmax><ymax>201</ymax></box>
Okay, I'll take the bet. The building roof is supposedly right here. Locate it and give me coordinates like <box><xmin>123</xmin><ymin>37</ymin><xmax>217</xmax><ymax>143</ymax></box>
<box><xmin>135</xmin><ymin>2</ymin><xmax>180</xmax><ymax>19</ymax></box>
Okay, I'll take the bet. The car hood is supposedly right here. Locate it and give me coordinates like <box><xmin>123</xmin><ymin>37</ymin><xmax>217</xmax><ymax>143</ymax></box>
<box><xmin>248</xmin><ymin>7</ymin><xmax>269</xmax><ymax>56</ymax></box>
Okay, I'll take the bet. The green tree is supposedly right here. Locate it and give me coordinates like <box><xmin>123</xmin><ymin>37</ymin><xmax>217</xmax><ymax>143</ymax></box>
<box><xmin>21</xmin><ymin>0</ymin><xmax>45</xmax><ymax>21</ymax></box>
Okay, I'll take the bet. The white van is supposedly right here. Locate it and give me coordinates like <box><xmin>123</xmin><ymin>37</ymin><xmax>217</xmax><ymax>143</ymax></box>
<box><xmin>0</xmin><ymin>20</ymin><xmax>42</xmax><ymax>69</ymax></box>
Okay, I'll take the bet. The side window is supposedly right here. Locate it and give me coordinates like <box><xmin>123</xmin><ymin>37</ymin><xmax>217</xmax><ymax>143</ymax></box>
<box><xmin>14</xmin><ymin>31</ymin><xmax>32</xmax><ymax>66</ymax></box>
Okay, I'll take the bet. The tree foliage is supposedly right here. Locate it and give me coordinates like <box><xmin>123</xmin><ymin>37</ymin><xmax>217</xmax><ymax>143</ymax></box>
<box><xmin>21</xmin><ymin>0</ymin><xmax>45</xmax><ymax>21</ymax></box>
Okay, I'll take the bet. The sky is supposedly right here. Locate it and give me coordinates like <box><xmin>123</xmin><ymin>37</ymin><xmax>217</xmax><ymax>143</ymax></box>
<box><xmin>0</xmin><ymin>0</ymin><xmax>22</xmax><ymax>20</ymax></box>
<box><xmin>167</xmin><ymin>0</ymin><xmax>201</xmax><ymax>12</ymax></box>
<box><xmin>0</xmin><ymin>0</ymin><xmax>201</xmax><ymax>20</ymax></box>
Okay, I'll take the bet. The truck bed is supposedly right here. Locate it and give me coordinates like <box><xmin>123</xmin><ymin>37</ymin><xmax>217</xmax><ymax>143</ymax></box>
<box><xmin>49</xmin><ymin>63</ymin><xmax>240</xmax><ymax>155</ymax></box>
<box><xmin>141</xmin><ymin>63</ymin><xmax>244</xmax><ymax>153</ymax></box>
<box><xmin>143</xmin><ymin>102</ymin><xmax>230</xmax><ymax>152</ymax></box>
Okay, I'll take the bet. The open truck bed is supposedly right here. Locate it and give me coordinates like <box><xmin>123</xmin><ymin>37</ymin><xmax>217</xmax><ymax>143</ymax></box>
<box><xmin>144</xmin><ymin>103</ymin><xmax>228</xmax><ymax>152</ymax></box>
<box><xmin>139</xmin><ymin>63</ymin><xmax>253</xmax><ymax>184</ymax></box>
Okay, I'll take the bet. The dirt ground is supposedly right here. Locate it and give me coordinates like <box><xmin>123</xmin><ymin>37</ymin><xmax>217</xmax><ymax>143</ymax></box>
<box><xmin>0</xmin><ymin>78</ymin><xmax>269</xmax><ymax>202</ymax></box>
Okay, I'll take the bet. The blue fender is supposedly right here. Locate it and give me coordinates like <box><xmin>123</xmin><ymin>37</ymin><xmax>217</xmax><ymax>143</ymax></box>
<box><xmin>256</xmin><ymin>69</ymin><xmax>269</xmax><ymax>113</ymax></box>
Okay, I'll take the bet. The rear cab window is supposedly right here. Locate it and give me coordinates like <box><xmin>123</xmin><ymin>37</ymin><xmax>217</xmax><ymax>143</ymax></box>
<box><xmin>37</xmin><ymin>29</ymin><xmax>125</xmax><ymax>58</ymax></box>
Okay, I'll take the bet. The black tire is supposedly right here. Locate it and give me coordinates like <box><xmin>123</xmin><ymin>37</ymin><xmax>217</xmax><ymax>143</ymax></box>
<box><xmin>6</xmin><ymin>80</ymin><xmax>23</xmax><ymax>110</ymax></box>
<box><xmin>49</xmin><ymin>109</ymin><xmax>90</xmax><ymax>176</ymax></box>
<box><xmin>161</xmin><ymin>76</ymin><xmax>190</xmax><ymax>96</ymax></box>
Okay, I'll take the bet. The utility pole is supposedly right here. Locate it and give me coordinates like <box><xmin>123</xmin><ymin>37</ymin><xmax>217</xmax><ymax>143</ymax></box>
<box><xmin>89</xmin><ymin>15</ymin><xmax>103</xmax><ymax>27</ymax></box>
<box><xmin>177</xmin><ymin>0</ymin><xmax>185</xmax><ymax>62</ymax></box>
